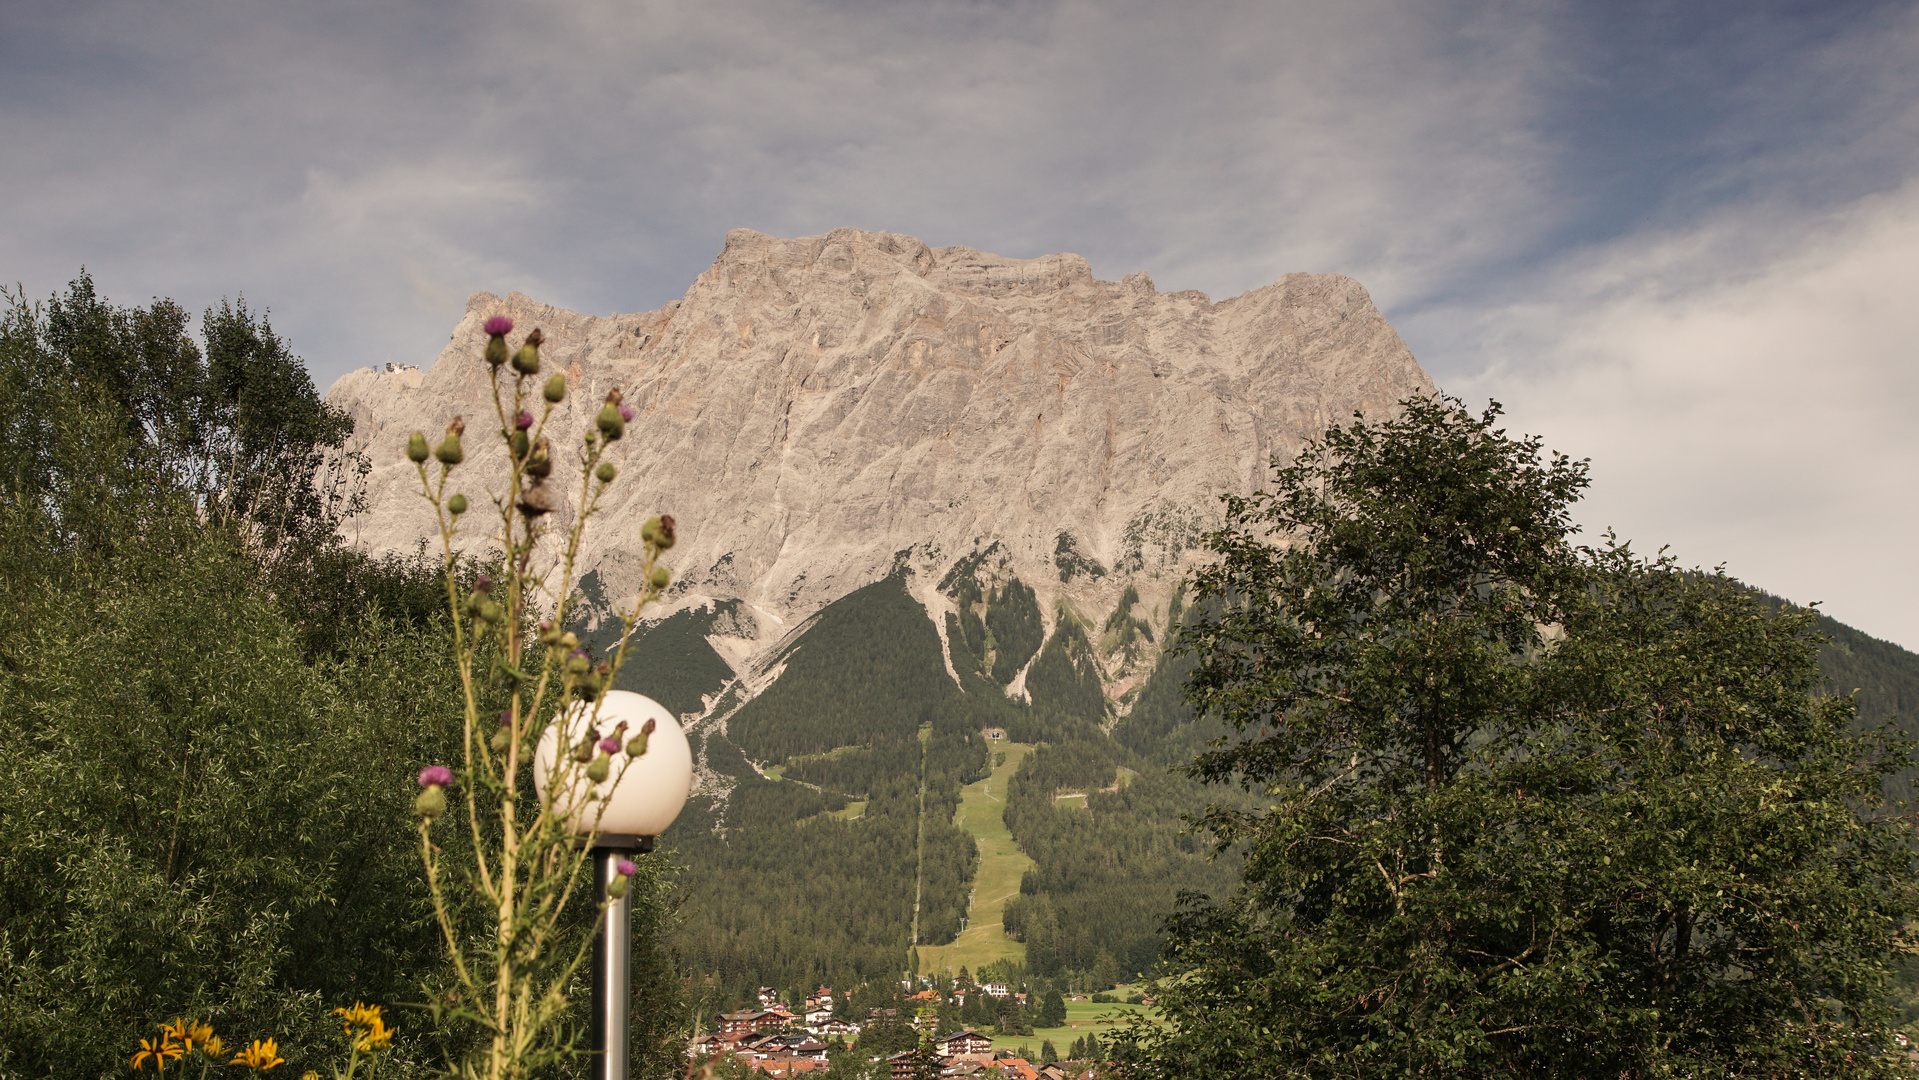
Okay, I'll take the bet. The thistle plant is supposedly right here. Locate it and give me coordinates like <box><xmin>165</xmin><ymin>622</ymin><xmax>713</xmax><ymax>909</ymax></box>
<box><xmin>406</xmin><ymin>314</ymin><xmax>675</xmax><ymax>1079</ymax></box>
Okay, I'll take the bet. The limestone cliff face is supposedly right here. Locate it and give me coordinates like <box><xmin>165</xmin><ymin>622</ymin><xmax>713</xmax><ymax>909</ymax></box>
<box><xmin>327</xmin><ymin>227</ymin><xmax>1434</xmax><ymax>705</ymax></box>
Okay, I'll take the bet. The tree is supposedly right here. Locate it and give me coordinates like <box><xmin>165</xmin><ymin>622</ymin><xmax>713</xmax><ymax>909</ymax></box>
<box><xmin>1038</xmin><ymin>987</ymin><xmax>1067</xmax><ymax>1028</ymax></box>
<box><xmin>1124</xmin><ymin>397</ymin><xmax>1918</xmax><ymax>1077</ymax></box>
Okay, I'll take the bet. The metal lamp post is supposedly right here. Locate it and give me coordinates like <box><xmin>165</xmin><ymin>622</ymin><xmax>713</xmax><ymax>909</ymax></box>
<box><xmin>535</xmin><ymin>690</ymin><xmax>695</xmax><ymax>1080</ymax></box>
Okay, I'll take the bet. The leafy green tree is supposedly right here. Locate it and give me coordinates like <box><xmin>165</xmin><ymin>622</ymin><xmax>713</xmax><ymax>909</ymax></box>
<box><xmin>1125</xmin><ymin>397</ymin><xmax>1918</xmax><ymax>1077</ymax></box>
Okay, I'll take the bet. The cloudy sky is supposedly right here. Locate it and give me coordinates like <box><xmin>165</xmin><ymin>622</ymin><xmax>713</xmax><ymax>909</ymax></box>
<box><xmin>5</xmin><ymin>0</ymin><xmax>1916</xmax><ymax>647</ymax></box>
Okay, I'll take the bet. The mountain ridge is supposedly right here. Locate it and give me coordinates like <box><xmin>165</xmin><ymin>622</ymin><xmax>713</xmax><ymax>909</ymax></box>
<box><xmin>326</xmin><ymin>226</ymin><xmax>1436</xmax><ymax>721</ymax></box>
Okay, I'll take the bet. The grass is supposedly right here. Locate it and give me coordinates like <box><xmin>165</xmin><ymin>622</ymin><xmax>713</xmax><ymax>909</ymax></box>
<box><xmin>916</xmin><ymin>741</ymin><xmax>1036</xmax><ymax>975</ymax></box>
<box><xmin>987</xmin><ymin>999</ymin><xmax>1156</xmax><ymax>1052</ymax></box>
<box><xmin>829</xmin><ymin>799</ymin><xmax>866</xmax><ymax>821</ymax></box>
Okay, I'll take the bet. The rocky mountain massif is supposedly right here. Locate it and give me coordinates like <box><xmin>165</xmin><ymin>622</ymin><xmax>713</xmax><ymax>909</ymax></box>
<box><xmin>329</xmin><ymin>227</ymin><xmax>1432</xmax><ymax>730</ymax></box>
<box><xmin>326</xmin><ymin>227</ymin><xmax>1437</xmax><ymax>991</ymax></box>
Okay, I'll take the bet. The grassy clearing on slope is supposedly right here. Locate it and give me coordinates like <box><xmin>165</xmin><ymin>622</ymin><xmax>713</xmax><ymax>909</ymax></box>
<box><xmin>988</xmin><ymin>999</ymin><xmax>1158</xmax><ymax>1052</ymax></box>
<box><xmin>917</xmin><ymin>741</ymin><xmax>1035</xmax><ymax>975</ymax></box>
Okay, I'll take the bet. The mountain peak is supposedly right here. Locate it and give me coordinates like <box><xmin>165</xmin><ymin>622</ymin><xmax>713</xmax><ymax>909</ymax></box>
<box><xmin>328</xmin><ymin>228</ymin><xmax>1433</xmax><ymax>707</ymax></box>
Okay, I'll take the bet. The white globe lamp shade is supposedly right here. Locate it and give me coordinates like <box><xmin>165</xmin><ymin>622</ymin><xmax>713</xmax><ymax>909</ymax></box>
<box><xmin>533</xmin><ymin>690</ymin><xmax>694</xmax><ymax>840</ymax></box>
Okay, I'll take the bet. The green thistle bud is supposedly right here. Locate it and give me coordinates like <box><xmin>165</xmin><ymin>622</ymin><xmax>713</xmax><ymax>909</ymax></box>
<box><xmin>406</xmin><ymin>431</ymin><xmax>430</xmax><ymax>463</ymax></box>
<box><xmin>537</xmin><ymin>621</ymin><xmax>562</xmax><ymax>646</ymax></box>
<box><xmin>448</xmin><ymin>493</ymin><xmax>468</xmax><ymax>515</ymax></box>
<box><xmin>434</xmin><ymin>417</ymin><xmax>466</xmax><ymax>466</ymax></box>
<box><xmin>510</xmin><ymin>328</ymin><xmax>544</xmax><ymax>375</ymax></box>
<box><xmin>559</xmin><ymin>632</ymin><xmax>579</xmax><ymax>651</ymax></box>
<box><xmin>510</xmin><ymin>429</ymin><xmax>530</xmax><ymax>460</ymax></box>
<box><xmin>596</xmin><ymin>403</ymin><xmax>625</xmax><ymax>442</ymax></box>
<box><xmin>640</xmin><ymin>517</ymin><xmax>660</xmax><ymax>543</ymax></box>
<box><xmin>596</xmin><ymin>462</ymin><xmax>617</xmax><ymax>484</ymax></box>
<box><xmin>490</xmin><ymin>725</ymin><xmax>512</xmax><ymax>754</ymax></box>
<box><xmin>478</xmin><ymin>600</ymin><xmax>505</xmax><ymax>625</ymax></box>
<box><xmin>484</xmin><ymin>337</ymin><xmax>509</xmax><ymax>367</ymax></box>
<box><xmin>544</xmin><ymin>374</ymin><xmax>567</xmax><ymax>403</ymax></box>
<box><xmin>574</xmin><ymin>729</ymin><xmax>599</xmax><ymax>763</ymax></box>
<box><xmin>525</xmin><ymin>437</ymin><xmax>553</xmax><ymax>479</ymax></box>
<box><xmin>415</xmin><ymin>786</ymin><xmax>447</xmax><ymax>819</ymax></box>
<box><xmin>585</xmin><ymin>754</ymin><xmax>611</xmax><ymax>784</ymax></box>
<box><xmin>649</xmin><ymin>565</ymin><xmax>670</xmax><ymax>590</ymax></box>
<box><xmin>625</xmin><ymin>731</ymin><xmax>649</xmax><ymax>758</ymax></box>
<box><xmin>605</xmin><ymin>874</ymin><xmax>630</xmax><ymax>900</ymax></box>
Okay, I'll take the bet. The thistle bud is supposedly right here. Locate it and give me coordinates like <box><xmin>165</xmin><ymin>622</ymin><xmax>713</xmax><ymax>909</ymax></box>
<box><xmin>415</xmin><ymin>786</ymin><xmax>448</xmax><ymax>819</ymax></box>
<box><xmin>473</xmin><ymin>575</ymin><xmax>492</xmax><ymax>593</ymax></box>
<box><xmin>657</xmin><ymin>514</ymin><xmax>675</xmax><ymax>548</ymax></box>
<box><xmin>484</xmin><ymin>316</ymin><xmax>514</xmax><ymax>367</ymax></box>
<box><xmin>517</xmin><ymin>481</ymin><xmax>556</xmax><ymax>518</ymax></box>
<box><xmin>565</xmin><ymin>649</ymin><xmax>591</xmax><ymax>676</ymax></box>
<box><xmin>406</xmin><ymin>431</ymin><xmax>430</xmax><ymax>463</ymax></box>
<box><xmin>435</xmin><ymin>417</ymin><xmax>466</xmax><ymax>466</ymax></box>
<box><xmin>606</xmin><ymin>873</ymin><xmax>630</xmax><ymax>900</ymax></box>
<box><xmin>544</xmin><ymin>374</ymin><xmax>567</xmax><ymax>403</ymax></box>
<box><xmin>649</xmin><ymin>565</ymin><xmax>671</xmax><ymax>590</ymax></box>
<box><xmin>596</xmin><ymin>462</ymin><xmax>616</xmax><ymax>484</ymax></box>
<box><xmin>585</xmin><ymin>754</ymin><xmax>611</xmax><ymax>783</ymax></box>
<box><xmin>596</xmin><ymin>403</ymin><xmax>625</xmax><ymax>442</ymax></box>
<box><xmin>490</xmin><ymin>724</ymin><xmax>512</xmax><ymax>754</ymax></box>
<box><xmin>559</xmin><ymin>632</ymin><xmax>579</xmax><ymax>651</ymax></box>
<box><xmin>448</xmin><ymin>493</ymin><xmax>468</xmax><ymax>516</ymax></box>
<box><xmin>510</xmin><ymin>429</ymin><xmax>530</xmax><ymax>460</ymax></box>
<box><xmin>629</xmin><ymin>720</ymin><xmax>657</xmax><ymax>757</ymax></box>
<box><xmin>574</xmin><ymin>729</ymin><xmax>599</xmax><ymax>763</ymax></box>
<box><xmin>640</xmin><ymin>517</ymin><xmax>660</xmax><ymax>544</ymax></box>
<box><xmin>510</xmin><ymin>328</ymin><xmax>544</xmax><ymax>375</ymax></box>
<box><xmin>525</xmin><ymin>437</ymin><xmax>553</xmax><ymax>479</ymax></box>
<box><xmin>537</xmin><ymin>621</ymin><xmax>562</xmax><ymax>646</ymax></box>
<box><xmin>478</xmin><ymin>599</ymin><xmax>505</xmax><ymax>624</ymax></box>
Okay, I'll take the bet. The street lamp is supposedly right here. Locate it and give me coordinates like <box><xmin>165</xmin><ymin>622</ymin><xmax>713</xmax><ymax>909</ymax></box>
<box><xmin>534</xmin><ymin>690</ymin><xmax>695</xmax><ymax>1080</ymax></box>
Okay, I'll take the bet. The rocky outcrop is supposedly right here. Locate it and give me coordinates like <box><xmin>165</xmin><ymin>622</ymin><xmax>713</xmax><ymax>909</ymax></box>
<box><xmin>327</xmin><ymin>227</ymin><xmax>1434</xmax><ymax>700</ymax></box>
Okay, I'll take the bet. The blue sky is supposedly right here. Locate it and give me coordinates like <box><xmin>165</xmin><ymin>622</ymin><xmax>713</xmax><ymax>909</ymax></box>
<box><xmin>5</xmin><ymin>0</ymin><xmax>1916</xmax><ymax>647</ymax></box>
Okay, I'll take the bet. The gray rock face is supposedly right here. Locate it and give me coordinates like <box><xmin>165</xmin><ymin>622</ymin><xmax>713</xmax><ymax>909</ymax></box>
<box><xmin>327</xmin><ymin>227</ymin><xmax>1434</xmax><ymax>703</ymax></box>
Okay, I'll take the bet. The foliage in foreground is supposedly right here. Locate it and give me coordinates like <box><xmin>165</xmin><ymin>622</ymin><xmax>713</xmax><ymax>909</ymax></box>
<box><xmin>1122</xmin><ymin>397</ymin><xmax>1919</xmax><ymax>1077</ymax></box>
<box><xmin>0</xmin><ymin>277</ymin><xmax>683</xmax><ymax>1078</ymax></box>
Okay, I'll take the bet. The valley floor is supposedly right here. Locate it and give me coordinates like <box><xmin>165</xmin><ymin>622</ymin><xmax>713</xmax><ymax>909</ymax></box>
<box><xmin>917</xmin><ymin>741</ymin><xmax>1036</xmax><ymax>974</ymax></box>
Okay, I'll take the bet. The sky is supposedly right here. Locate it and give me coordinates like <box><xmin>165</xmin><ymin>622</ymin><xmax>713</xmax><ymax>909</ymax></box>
<box><xmin>4</xmin><ymin>0</ymin><xmax>1916</xmax><ymax>648</ymax></box>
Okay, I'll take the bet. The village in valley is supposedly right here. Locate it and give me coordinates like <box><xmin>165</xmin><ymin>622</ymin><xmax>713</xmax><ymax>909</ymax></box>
<box><xmin>689</xmin><ymin>975</ymin><xmax>1144</xmax><ymax>1079</ymax></box>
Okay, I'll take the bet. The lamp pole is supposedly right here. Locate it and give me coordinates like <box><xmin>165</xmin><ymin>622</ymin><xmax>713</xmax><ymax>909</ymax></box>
<box><xmin>536</xmin><ymin>691</ymin><xmax>694</xmax><ymax>1080</ymax></box>
<box><xmin>590</xmin><ymin>834</ymin><xmax>655</xmax><ymax>1080</ymax></box>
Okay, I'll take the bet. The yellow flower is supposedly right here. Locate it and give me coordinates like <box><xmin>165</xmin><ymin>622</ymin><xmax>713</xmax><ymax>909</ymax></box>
<box><xmin>301</xmin><ymin>1072</ymin><xmax>321</xmax><ymax>1080</ymax></box>
<box><xmin>184</xmin><ymin>1021</ymin><xmax>215</xmax><ymax>1052</ymax></box>
<box><xmin>353</xmin><ymin>1015</ymin><xmax>395</xmax><ymax>1052</ymax></box>
<box><xmin>200</xmin><ymin>1035</ymin><xmax>225</xmax><ymax>1058</ymax></box>
<box><xmin>130</xmin><ymin>1033</ymin><xmax>184</xmax><ymax>1071</ymax></box>
<box><xmin>333</xmin><ymin>1002</ymin><xmax>395</xmax><ymax>1051</ymax></box>
<box><xmin>230</xmin><ymin>1038</ymin><xmax>285</xmax><ymax>1071</ymax></box>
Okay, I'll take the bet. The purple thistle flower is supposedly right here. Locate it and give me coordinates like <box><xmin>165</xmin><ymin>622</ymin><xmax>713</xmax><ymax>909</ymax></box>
<box><xmin>418</xmin><ymin>765</ymin><xmax>454</xmax><ymax>788</ymax></box>
<box><xmin>617</xmin><ymin>404</ymin><xmax>635</xmax><ymax>423</ymax></box>
<box><xmin>474</xmin><ymin>575</ymin><xmax>492</xmax><ymax>593</ymax></box>
<box><xmin>570</xmin><ymin>648</ymin><xmax>588</xmax><ymax>660</ymax></box>
<box><xmin>616</xmin><ymin>859</ymin><xmax>637</xmax><ymax>877</ymax></box>
<box><xmin>515</xmin><ymin>410</ymin><xmax>534</xmax><ymax>430</ymax></box>
<box><xmin>499</xmin><ymin>710</ymin><xmax>513</xmax><ymax>727</ymax></box>
<box><xmin>484</xmin><ymin>315</ymin><xmax>514</xmax><ymax>336</ymax></box>
<box><xmin>598</xmin><ymin>735</ymin><xmax>621</xmax><ymax>755</ymax></box>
